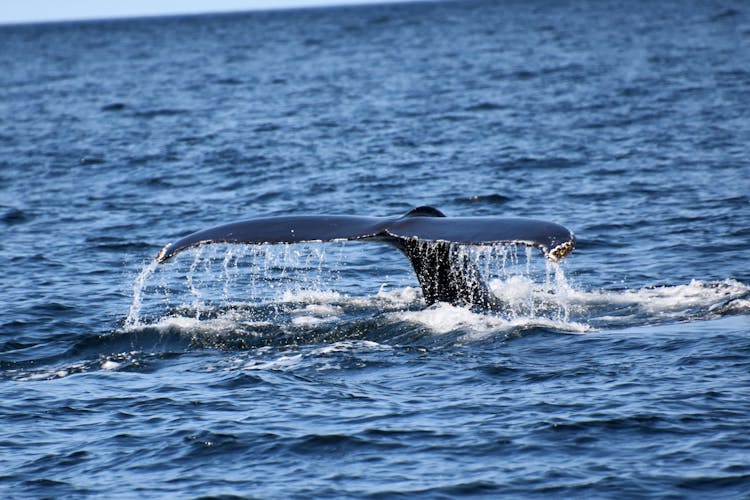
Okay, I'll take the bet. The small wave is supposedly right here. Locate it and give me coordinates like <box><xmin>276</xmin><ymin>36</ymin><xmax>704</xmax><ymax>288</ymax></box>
<box><xmin>136</xmin><ymin>313</ymin><xmax>275</xmax><ymax>334</ymax></box>
<box><xmin>1</xmin><ymin>207</ymin><xmax>36</xmax><ymax>225</ymax></box>
<box><xmin>132</xmin><ymin>108</ymin><xmax>190</xmax><ymax>118</ymax></box>
<box><xmin>215</xmin><ymin>77</ymin><xmax>242</xmax><ymax>85</ymax></box>
<box><xmin>10</xmin><ymin>350</ymin><xmax>164</xmax><ymax>381</ymax></box>
<box><xmin>454</xmin><ymin>193</ymin><xmax>511</xmax><ymax>205</ymax></box>
<box><xmin>226</xmin><ymin>340</ymin><xmax>393</xmax><ymax>373</ymax></box>
<box><xmin>100</xmin><ymin>102</ymin><xmax>126</xmax><ymax>111</ymax></box>
<box><xmin>15</xmin><ymin>365</ymin><xmax>86</xmax><ymax>382</ymax></box>
<box><xmin>709</xmin><ymin>8</ymin><xmax>741</xmax><ymax>22</ymax></box>
<box><xmin>464</xmin><ymin>102</ymin><xmax>506</xmax><ymax>112</ymax></box>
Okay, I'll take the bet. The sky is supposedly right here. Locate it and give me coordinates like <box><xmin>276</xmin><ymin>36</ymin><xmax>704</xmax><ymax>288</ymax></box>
<box><xmin>0</xmin><ymin>0</ymin><xmax>392</xmax><ymax>25</ymax></box>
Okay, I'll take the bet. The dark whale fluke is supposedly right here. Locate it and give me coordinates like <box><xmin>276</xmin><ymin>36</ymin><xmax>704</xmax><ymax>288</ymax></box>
<box><xmin>156</xmin><ymin>207</ymin><xmax>575</xmax><ymax>308</ymax></box>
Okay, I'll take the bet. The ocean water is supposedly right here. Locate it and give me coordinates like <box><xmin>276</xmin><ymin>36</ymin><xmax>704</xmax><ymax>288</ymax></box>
<box><xmin>2</xmin><ymin>0</ymin><xmax>750</xmax><ymax>496</ymax></box>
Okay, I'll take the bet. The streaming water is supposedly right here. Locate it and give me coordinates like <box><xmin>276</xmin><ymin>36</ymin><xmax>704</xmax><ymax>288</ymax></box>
<box><xmin>124</xmin><ymin>258</ymin><xmax>159</xmax><ymax>327</ymax></box>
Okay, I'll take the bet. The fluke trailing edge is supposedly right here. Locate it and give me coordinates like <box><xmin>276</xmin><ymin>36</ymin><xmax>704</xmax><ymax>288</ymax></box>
<box><xmin>156</xmin><ymin>206</ymin><xmax>575</xmax><ymax>308</ymax></box>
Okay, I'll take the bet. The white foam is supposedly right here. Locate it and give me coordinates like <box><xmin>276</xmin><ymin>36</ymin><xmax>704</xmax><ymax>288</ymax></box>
<box><xmin>18</xmin><ymin>371</ymin><xmax>66</xmax><ymax>382</ymax></box>
<box><xmin>296</xmin><ymin>303</ymin><xmax>341</xmax><ymax>315</ymax></box>
<box><xmin>312</xmin><ymin>340</ymin><xmax>391</xmax><ymax>355</ymax></box>
<box><xmin>566</xmin><ymin>279</ymin><xmax>750</xmax><ymax>318</ymax></box>
<box><xmin>394</xmin><ymin>302</ymin><xmax>590</xmax><ymax>337</ymax></box>
<box><xmin>291</xmin><ymin>315</ymin><xmax>334</xmax><ymax>326</ymax></box>
<box><xmin>243</xmin><ymin>353</ymin><xmax>303</xmax><ymax>371</ymax></box>
<box><xmin>375</xmin><ymin>285</ymin><xmax>420</xmax><ymax>306</ymax></box>
<box><xmin>632</xmin><ymin>279</ymin><xmax>747</xmax><ymax>312</ymax></box>
<box><xmin>101</xmin><ymin>360</ymin><xmax>122</xmax><ymax>370</ymax></box>
<box><xmin>726</xmin><ymin>299</ymin><xmax>750</xmax><ymax>311</ymax></box>
<box><xmin>280</xmin><ymin>289</ymin><xmax>343</xmax><ymax>304</ymax></box>
<box><xmin>279</xmin><ymin>285</ymin><xmax>420</xmax><ymax>310</ymax></box>
<box><xmin>141</xmin><ymin>313</ymin><xmax>273</xmax><ymax>334</ymax></box>
<box><xmin>234</xmin><ymin>340</ymin><xmax>391</xmax><ymax>372</ymax></box>
<box><xmin>16</xmin><ymin>364</ymin><xmax>86</xmax><ymax>382</ymax></box>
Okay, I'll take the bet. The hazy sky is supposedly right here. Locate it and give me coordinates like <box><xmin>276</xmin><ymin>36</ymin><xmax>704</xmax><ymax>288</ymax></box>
<box><xmin>0</xmin><ymin>0</ymin><xmax>391</xmax><ymax>25</ymax></box>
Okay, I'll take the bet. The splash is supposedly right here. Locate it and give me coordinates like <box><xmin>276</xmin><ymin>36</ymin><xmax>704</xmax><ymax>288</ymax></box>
<box><xmin>124</xmin><ymin>242</ymin><xmax>750</xmax><ymax>344</ymax></box>
<box><xmin>394</xmin><ymin>248</ymin><xmax>587</xmax><ymax>337</ymax></box>
<box><xmin>125</xmin><ymin>258</ymin><xmax>159</xmax><ymax>327</ymax></box>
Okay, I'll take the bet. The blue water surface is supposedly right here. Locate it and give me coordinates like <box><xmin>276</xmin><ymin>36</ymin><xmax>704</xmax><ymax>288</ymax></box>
<box><xmin>1</xmin><ymin>0</ymin><xmax>750</xmax><ymax>497</ymax></box>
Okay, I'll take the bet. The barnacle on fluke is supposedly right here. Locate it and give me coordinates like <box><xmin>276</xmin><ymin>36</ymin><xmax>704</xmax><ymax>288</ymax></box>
<box><xmin>549</xmin><ymin>239</ymin><xmax>576</xmax><ymax>261</ymax></box>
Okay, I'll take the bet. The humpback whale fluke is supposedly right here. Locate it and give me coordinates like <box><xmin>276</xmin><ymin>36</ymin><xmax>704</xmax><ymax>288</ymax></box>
<box><xmin>156</xmin><ymin>207</ymin><xmax>575</xmax><ymax>308</ymax></box>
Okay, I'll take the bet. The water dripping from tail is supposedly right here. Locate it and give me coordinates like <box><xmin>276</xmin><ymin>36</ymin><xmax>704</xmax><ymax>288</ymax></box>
<box><xmin>125</xmin><ymin>258</ymin><xmax>160</xmax><ymax>327</ymax></box>
<box><xmin>124</xmin><ymin>242</ymin><xmax>359</xmax><ymax>329</ymax></box>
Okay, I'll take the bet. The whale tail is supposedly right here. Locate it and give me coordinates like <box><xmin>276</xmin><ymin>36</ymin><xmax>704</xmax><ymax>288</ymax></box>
<box><xmin>156</xmin><ymin>206</ymin><xmax>575</xmax><ymax>308</ymax></box>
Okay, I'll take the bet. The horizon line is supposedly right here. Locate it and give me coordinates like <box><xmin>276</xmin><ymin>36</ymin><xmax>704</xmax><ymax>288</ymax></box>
<box><xmin>0</xmin><ymin>0</ymin><xmax>441</xmax><ymax>27</ymax></box>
